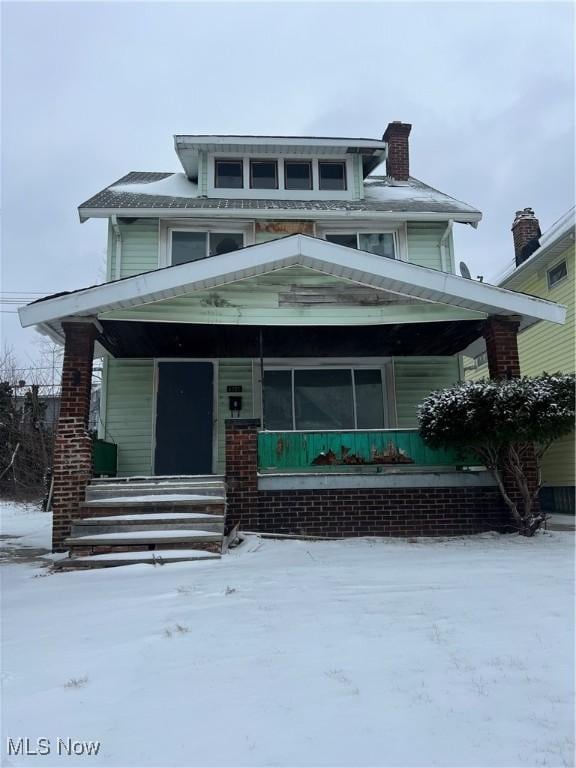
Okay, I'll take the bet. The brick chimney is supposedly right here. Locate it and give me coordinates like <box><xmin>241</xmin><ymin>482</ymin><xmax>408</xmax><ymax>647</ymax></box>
<box><xmin>383</xmin><ymin>121</ymin><xmax>412</xmax><ymax>181</ymax></box>
<box><xmin>512</xmin><ymin>208</ymin><xmax>541</xmax><ymax>266</ymax></box>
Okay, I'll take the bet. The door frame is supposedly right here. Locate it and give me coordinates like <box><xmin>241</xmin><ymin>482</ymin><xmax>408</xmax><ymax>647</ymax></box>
<box><xmin>151</xmin><ymin>358</ymin><xmax>219</xmax><ymax>475</ymax></box>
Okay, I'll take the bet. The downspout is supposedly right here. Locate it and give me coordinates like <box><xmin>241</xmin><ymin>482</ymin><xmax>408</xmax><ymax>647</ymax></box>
<box><xmin>111</xmin><ymin>216</ymin><xmax>122</xmax><ymax>281</ymax></box>
<box><xmin>440</xmin><ymin>219</ymin><xmax>453</xmax><ymax>273</ymax></box>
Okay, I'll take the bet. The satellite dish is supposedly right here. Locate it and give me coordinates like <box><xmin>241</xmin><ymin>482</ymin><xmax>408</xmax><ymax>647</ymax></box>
<box><xmin>459</xmin><ymin>261</ymin><xmax>472</xmax><ymax>279</ymax></box>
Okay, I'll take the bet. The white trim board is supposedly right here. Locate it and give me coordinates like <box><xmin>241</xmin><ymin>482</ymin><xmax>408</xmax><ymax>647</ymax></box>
<box><xmin>20</xmin><ymin>234</ymin><xmax>566</xmax><ymax>333</ymax></box>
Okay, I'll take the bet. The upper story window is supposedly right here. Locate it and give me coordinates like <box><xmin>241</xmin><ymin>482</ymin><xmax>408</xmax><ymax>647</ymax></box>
<box><xmin>171</xmin><ymin>230</ymin><xmax>244</xmax><ymax>265</ymax></box>
<box><xmin>285</xmin><ymin>160</ymin><xmax>312</xmax><ymax>190</ymax></box>
<box><xmin>250</xmin><ymin>160</ymin><xmax>278</xmax><ymax>190</ymax></box>
<box><xmin>318</xmin><ymin>161</ymin><xmax>346</xmax><ymax>191</ymax></box>
<box><xmin>215</xmin><ymin>159</ymin><xmax>243</xmax><ymax>189</ymax></box>
<box><xmin>547</xmin><ymin>259</ymin><xmax>568</xmax><ymax>289</ymax></box>
<box><xmin>325</xmin><ymin>232</ymin><xmax>396</xmax><ymax>259</ymax></box>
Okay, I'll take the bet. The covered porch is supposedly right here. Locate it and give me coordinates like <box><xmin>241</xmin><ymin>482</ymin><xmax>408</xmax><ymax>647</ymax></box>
<box><xmin>18</xmin><ymin>235</ymin><xmax>566</xmax><ymax>548</ymax></box>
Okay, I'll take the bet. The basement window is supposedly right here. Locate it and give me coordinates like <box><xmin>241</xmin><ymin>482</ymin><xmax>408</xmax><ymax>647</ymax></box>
<box><xmin>215</xmin><ymin>159</ymin><xmax>243</xmax><ymax>189</ymax></box>
<box><xmin>318</xmin><ymin>161</ymin><xmax>346</xmax><ymax>191</ymax></box>
<box><xmin>171</xmin><ymin>231</ymin><xmax>244</xmax><ymax>264</ymax></box>
<box><xmin>547</xmin><ymin>259</ymin><xmax>568</xmax><ymax>289</ymax></box>
<box><xmin>325</xmin><ymin>232</ymin><xmax>396</xmax><ymax>259</ymax></box>
<box><xmin>263</xmin><ymin>368</ymin><xmax>385</xmax><ymax>431</ymax></box>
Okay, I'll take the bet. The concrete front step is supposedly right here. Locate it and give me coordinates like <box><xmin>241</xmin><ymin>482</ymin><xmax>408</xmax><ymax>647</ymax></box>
<box><xmin>58</xmin><ymin>549</ymin><xmax>221</xmax><ymax>570</ymax></box>
<box><xmin>79</xmin><ymin>499</ymin><xmax>225</xmax><ymax>519</ymax></box>
<box><xmin>86</xmin><ymin>485</ymin><xmax>225</xmax><ymax>500</ymax></box>
<box><xmin>89</xmin><ymin>475</ymin><xmax>224</xmax><ymax>484</ymax></box>
<box><xmin>71</xmin><ymin>513</ymin><xmax>225</xmax><ymax>537</ymax></box>
<box><xmin>65</xmin><ymin>530</ymin><xmax>223</xmax><ymax>549</ymax></box>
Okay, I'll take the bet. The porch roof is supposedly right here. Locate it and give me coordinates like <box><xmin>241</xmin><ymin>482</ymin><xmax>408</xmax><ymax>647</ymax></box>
<box><xmin>19</xmin><ymin>234</ymin><xmax>566</xmax><ymax>343</ymax></box>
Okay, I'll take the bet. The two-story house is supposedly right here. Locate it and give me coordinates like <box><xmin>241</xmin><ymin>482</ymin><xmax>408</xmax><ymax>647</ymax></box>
<box><xmin>466</xmin><ymin>207</ymin><xmax>575</xmax><ymax>515</ymax></box>
<box><xmin>19</xmin><ymin>122</ymin><xmax>565</xmax><ymax>561</ymax></box>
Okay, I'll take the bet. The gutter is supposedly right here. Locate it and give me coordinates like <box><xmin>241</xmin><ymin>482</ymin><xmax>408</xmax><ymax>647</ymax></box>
<box><xmin>111</xmin><ymin>216</ymin><xmax>122</xmax><ymax>281</ymax></box>
<box><xmin>79</xmin><ymin>207</ymin><xmax>483</xmax><ymax>225</ymax></box>
<box><xmin>440</xmin><ymin>219</ymin><xmax>453</xmax><ymax>272</ymax></box>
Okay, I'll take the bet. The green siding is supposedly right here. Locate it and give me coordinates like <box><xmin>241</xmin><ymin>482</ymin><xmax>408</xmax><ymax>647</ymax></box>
<box><xmin>101</xmin><ymin>266</ymin><xmax>484</xmax><ymax>326</ymax></box>
<box><xmin>406</xmin><ymin>222</ymin><xmax>447</xmax><ymax>270</ymax></box>
<box><xmin>393</xmin><ymin>357</ymin><xmax>461</xmax><ymax>427</ymax></box>
<box><xmin>111</xmin><ymin>219</ymin><xmax>159</xmax><ymax>278</ymax></box>
<box><xmin>216</xmin><ymin>360</ymin><xmax>254</xmax><ymax>472</ymax></box>
<box><xmin>104</xmin><ymin>358</ymin><xmax>154</xmax><ymax>476</ymax></box>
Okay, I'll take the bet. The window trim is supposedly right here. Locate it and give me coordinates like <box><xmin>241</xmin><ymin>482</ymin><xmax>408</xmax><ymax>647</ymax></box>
<box><xmin>323</xmin><ymin>230</ymin><xmax>398</xmax><ymax>260</ymax></box>
<box><xmin>547</xmin><ymin>259</ymin><xmax>568</xmax><ymax>289</ymax></box>
<box><xmin>262</xmin><ymin>365</ymin><xmax>388</xmax><ymax>431</ymax></box>
<box><xmin>214</xmin><ymin>157</ymin><xmax>244</xmax><ymax>189</ymax></box>
<box><xmin>249</xmin><ymin>159</ymin><xmax>278</xmax><ymax>190</ymax></box>
<box><xmin>318</xmin><ymin>160</ymin><xmax>347</xmax><ymax>191</ymax></box>
<box><xmin>284</xmin><ymin>159</ymin><xmax>313</xmax><ymax>191</ymax></box>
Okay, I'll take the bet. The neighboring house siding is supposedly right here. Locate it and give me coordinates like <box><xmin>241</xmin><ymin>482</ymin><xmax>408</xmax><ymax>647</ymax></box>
<box><xmin>515</xmin><ymin>246</ymin><xmax>574</xmax><ymax>376</ymax></box>
<box><xmin>465</xmin><ymin>244</ymin><xmax>575</xmax><ymax>504</ymax></box>
<box><xmin>393</xmin><ymin>357</ymin><xmax>461</xmax><ymax>427</ymax></box>
<box><xmin>104</xmin><ymin>358</ymin><xmax>154</xmax><ymax>476</ymax></box>
<box><xmin>515</xmin><ymin>245</ymin><xmax>575</xmax><ymax>497</ymax></box>
<box><xmin>406</xmin><ymin>222</ymin><xmax>447</xmax><ymax>271</ymax></box>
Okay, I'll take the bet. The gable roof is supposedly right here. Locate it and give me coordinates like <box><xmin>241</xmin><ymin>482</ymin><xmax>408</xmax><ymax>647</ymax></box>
<box><xmin>77</xmin><ymin>173</ymin><xmax>482</xmax><ymax>224</ymax></box>
<box><xmin>19</xmin><ymin>235</ymin><xmax>565</xmax><ymax>341</ymax></box>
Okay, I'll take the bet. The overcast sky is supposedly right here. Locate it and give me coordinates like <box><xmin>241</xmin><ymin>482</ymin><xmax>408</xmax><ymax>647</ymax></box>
<box><xmin>2</xmin><ymin>1</ymin><xmax>574</xmax><ymax>361</ymax></box>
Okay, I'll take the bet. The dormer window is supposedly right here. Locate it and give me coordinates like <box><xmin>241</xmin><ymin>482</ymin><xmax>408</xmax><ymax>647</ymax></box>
<box><xmin>250</xmin><ymin>160</ymin><xmax>278</xmax><ymax>190</ymax></box>
<box><xmin>318</xmin><ymin>161</ymin><xmax>346</xmax><ymax>191</ymax></box>
<box><xmin>285</xmin><ymin>161</ymin><xmax>312</xmax><ymax>190</ymax></box>
<box><xmin>215</xmin><ymin>159</ymin><xmax>243</xmax><ymax>189</ymax></box>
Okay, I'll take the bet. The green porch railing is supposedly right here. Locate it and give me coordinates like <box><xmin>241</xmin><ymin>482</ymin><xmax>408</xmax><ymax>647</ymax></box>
<box><xmin>258</xmin><ymin>429</ymin><xmax>472</xmax><ymax>472</ymax></box>
<box><xmin>92</xmin><ymin>439</ymin><xmax>117</xmax><ymax>477</ymax></box>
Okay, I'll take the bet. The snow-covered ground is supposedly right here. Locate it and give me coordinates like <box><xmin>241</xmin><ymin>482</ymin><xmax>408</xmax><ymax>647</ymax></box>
<box><xmin>1</xmin><ymin>500</ymin><xmax>574</xmax><ymax>768</ymax></box>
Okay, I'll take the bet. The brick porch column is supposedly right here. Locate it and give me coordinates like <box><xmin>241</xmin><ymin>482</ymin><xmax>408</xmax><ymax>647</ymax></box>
<box><xmin>51</xmin><ymin>322</ymin><xmax>96</xmax><ymax>551</ymax></box>
<box><xmin>225</xmin><ymin>419</ymin><xmax>260</xmax><ymax>532</ymax></box>
<box><xmin>483</xmin><ymin>314</ymin><xmax>539</xmax><ymax>525</ymax></box>
<box><xmin>483</xmin><ymin>315</ymin><xmax>521</xmax><ymax>379</ymax></box>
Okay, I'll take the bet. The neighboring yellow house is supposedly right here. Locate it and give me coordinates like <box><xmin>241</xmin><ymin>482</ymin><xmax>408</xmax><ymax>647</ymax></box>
<box><xmin>465</xmin><ymin>207</ymin><xmax>575</xmax><ymax>514</ymax></box>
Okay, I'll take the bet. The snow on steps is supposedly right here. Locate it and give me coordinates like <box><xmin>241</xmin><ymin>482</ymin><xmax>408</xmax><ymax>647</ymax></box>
<box><xmin>71</xmin><ymin>512</ymin><xmax>225</xmax><ymax>537</ymax></box>
<box><xmin>57</xmin><ymin>549</ymin><xmax>221</xmax><ymax>570</ymax></box>
<box><xmin>63</xmin><ymin>475</ymin><xmax>227</xmax><ymax>569</ymax></box>
<box><xmin>65</xmin><ymin>529</ymin><xmax>222</xmax><ymax>546</ymax></box>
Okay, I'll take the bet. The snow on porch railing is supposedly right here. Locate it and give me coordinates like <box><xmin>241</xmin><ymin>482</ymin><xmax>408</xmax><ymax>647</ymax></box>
<box><xmin>257</xmin><ymin>429</ymin><xmax>472</xmax><ymax>472</ymax></box>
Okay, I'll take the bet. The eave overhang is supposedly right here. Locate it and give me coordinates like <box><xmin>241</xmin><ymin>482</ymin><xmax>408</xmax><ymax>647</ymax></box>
<box><xmin>19</xmin><ymin>235</ymin><xmax>566</xmax><ymax>343</ymax></box>
<box><xmin>78</xmin><ymin>206</ymin><xmax>482</xmax><ymax>225</ymax></box>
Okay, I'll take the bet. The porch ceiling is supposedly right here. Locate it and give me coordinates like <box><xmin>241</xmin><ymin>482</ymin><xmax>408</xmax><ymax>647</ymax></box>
<box><xmin>97</xmin><ymin>319</ymin><xmax>485</xmax><ymax>358</ymax></box>
<box><xmin>19</xmin><ymin>234</ymin><xmax>566</xmax><ymax>342</ymax></box>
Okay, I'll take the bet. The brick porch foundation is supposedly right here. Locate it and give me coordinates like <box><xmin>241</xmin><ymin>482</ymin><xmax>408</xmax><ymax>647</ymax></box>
<box><xmin>225</xmin><ymin>420</ymin><xmax>511</xmax><ymax>537</ymax></box>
